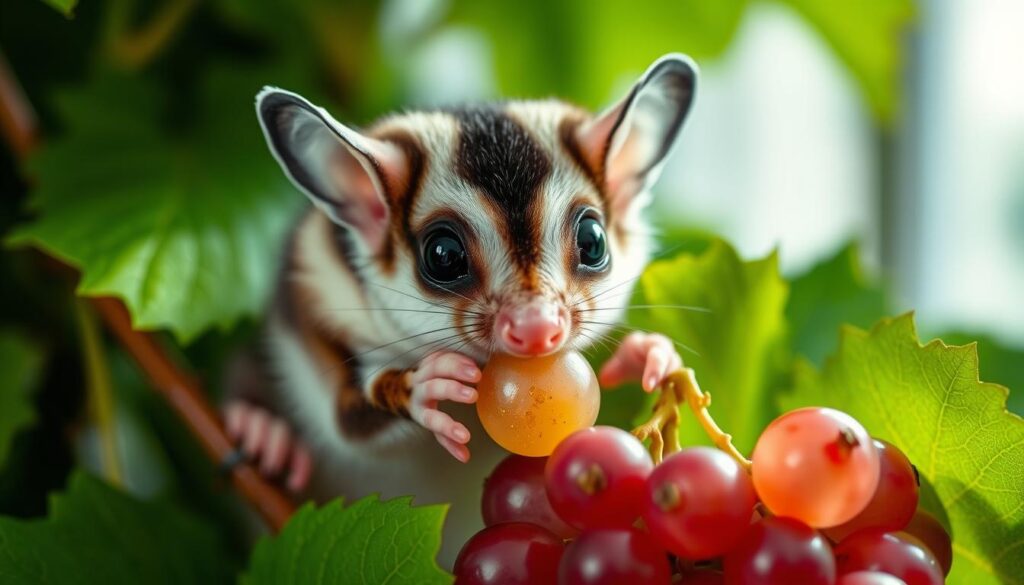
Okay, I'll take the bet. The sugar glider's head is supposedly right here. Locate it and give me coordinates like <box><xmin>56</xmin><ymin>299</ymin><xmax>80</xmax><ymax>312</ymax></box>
<box><xmin>256</xmin><ymin>54</ymin><xmax>697</xmax><ymax>362</ymax></box>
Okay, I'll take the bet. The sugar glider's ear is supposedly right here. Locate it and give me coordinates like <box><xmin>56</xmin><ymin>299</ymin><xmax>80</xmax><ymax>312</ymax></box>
<box><xmin>576</xmin><ymin>54</ymin><xmax>697</xmax><ymax>213</ymax></box>
<box><xmin>256</xmin><ymin>88</ymin><xmax>408</xmax><ymax>254</ymax></box>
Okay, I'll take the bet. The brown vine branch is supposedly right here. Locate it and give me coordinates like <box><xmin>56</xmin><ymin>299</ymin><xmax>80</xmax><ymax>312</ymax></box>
<box><xmin>632</xmin><ymin>368</ymin><xmax>753</xmax><ymax>470</ymax></box>
<box><xmin>0</xmin><ymin>49</ymin><xmax>295</xmax><ymax>532</ymax></box>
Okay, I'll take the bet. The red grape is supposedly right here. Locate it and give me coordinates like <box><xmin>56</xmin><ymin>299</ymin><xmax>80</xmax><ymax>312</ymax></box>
<box><xmin>678</xmin><ymin>568</ymin><xmax>724</xmax><ymax>584</ymax></box>
<box><xmin>545</xmin><ymin>426</ymin><xmax>653</xmax><ymax>529</ymax></box>
<box><xmin>835</xmin><ymin>531</ymin><xmax>943</xmax><ymax>585</ymax></box>
<box><xmin>454</xmin><ymin>522</ymin><xmax>564</xmax><ymax>585</ymax></box>
<box><xmin>898</xmin><ymin>509</ymin><xmax>952</xmax><ymax>576</ymax></box>
<box><xmin>643</xmin><ymin>447</ymin><xmax>757</xmax><ymax>559</ymax></box>
<box><xmin>752</xmin><ymin>407</ymin><xmax>880</xmax><ymax>527</ymax></box>
<box><xmin>482</xmin><ymin>454</ymin><xmax>578</xmax><ymax>538</ymax></box>
<box><xmin>826</xmin><ymin>440</ymin><xmax>919</xmax><ymax>541</ymax></box>
<box><xmin>723</xmin><ymin>516</ymin><xmax>836</xmax><ymax>585</ymax></box>
<box><xmin>558</xmin><ymin>527</ymin><xmax>671</xmax><ymax>584</ymax></box>
<box><xmin>838</xmin><ymin>571</ymin><xmax>908</xmax><ymax>585</ymax></box>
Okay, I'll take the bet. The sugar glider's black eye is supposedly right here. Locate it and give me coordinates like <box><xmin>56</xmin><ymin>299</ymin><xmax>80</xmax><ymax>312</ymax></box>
<box><xmin>576</xmin><ymin>217</ymin><xmax>608</xmax><ymax>269</ymax></box>
<box><xmin>422</xmin><ymin>228</ymin><xmax>469</xmax><ymax>283</ymax></box>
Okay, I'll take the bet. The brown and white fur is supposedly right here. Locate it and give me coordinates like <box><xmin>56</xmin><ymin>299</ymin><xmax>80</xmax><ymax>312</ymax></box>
<box><xmin>227</xmin><ymin>54</ymin><xmax>697</xmax><ymax>566</ymax></box>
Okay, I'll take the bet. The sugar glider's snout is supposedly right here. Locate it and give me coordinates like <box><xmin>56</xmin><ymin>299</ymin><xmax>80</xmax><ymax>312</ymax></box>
<box><xmin>493</xmin><ymin>297</ymin><xmax>571</xmax><ymax>357</ymax></box>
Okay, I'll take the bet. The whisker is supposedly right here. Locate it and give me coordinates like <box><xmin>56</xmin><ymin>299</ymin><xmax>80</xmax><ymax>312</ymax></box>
<box><xmin>430</xmin><ymin>282</ymin><xmax>477</xmax><ymax>306</ymax></box>
<box><xmin>342</xmin><ymin>324</ymin><xmax>473</xmax><ymax>365</ymax></box>
<box><xmin>362</xmin><ymin>327</ymin><xmax>485</xmax><ymax>381</ymax></box>
<box><xmin>577</xmin><ymin>304</ymin><xmax>711</xmax><ymax>313</ymax></box>
<box><xmin>323</xmin><ymin>307</ymin><xmax>464</xmax><ymax>317</ymax></box>
<box><xmin>572</xmin><ymin>273</ymin><xmax>645</xmax><ymax>308</ymax></box>
<box><xmin>365</xmin><ymin>281</ymin><xmax>485</xmax><ymax>317</ymax></box>
<box><xmin>571</xmin><ymin>238</ymin><xmax>701</xmax><ymax>309</ymax></box>
<box><xmin>577</xmin><ymin>328</ymin><xmax>616</xmax><ymax>356</ymax></box>
<box><xmin>582</xmin><ymin>324</ymin><xmax>624</xmax><ymax>348</ymax></box>
<box><xmin>578</xmin><ymin>320</ymin><xmax>700</xmax><ymax>357</ymax></box>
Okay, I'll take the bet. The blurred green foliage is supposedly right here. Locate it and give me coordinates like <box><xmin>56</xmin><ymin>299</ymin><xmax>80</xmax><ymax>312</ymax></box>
<box><xmin>787</xmin><ymin>243</ymin><xmax>887</xmax><ymax>364</ymax></box>
<box><xmin>0</xmin><ymin>332</ymin><xmax>42</xmax><ymax>469</ymax></box>
<box><xmin>0</xmin><ymin>472</ymin><xmax>231</xmax><ymax>584</ymax></box>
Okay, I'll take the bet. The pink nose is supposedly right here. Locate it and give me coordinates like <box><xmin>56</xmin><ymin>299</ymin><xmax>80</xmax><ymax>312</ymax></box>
<box><xmin>495</xmin><ymin>301</ymin><xmax>568</xmax><ymax>356</ymax></box>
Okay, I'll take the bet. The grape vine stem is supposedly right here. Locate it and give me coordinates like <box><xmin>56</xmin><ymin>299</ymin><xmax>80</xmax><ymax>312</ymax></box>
<box><xmin>632</xmin><ymin>368</ymin><xmax>753</xmax><ymax>471</ymax></box>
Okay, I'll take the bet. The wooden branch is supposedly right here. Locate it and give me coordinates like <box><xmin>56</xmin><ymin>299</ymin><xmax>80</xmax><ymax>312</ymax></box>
<box><xmin>92</xmin><ymin>298</ymin><xmax>295</xmax><ymax>531</ymax></box>
<box><xmin>0</xmin><ymin>53</ymin><xmax>37</xmax><ymax>159</ymax></box>
<box><xmin>0</xmin><ymin>49</ymin><xmax>296</xmax><ymax>532</ymax></box>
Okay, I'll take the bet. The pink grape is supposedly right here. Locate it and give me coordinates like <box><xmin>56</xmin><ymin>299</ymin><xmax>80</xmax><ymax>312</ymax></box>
<box><xmin>752</xmin><ymin>407</ymin><xmax>880</xmax><ymax>527</ymax></box>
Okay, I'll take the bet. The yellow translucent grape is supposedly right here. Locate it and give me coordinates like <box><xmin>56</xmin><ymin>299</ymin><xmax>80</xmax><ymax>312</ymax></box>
<box><xmin>476</xmin><ymin>351</ymin><xmax>600</xmax><ymax>457</ymax></box>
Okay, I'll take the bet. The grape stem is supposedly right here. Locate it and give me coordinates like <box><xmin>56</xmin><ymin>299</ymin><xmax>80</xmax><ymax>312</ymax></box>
<box><xmin>631</xmin><ymin>368</ymin><xmax>753</xmax><ymax>470</ymax></box>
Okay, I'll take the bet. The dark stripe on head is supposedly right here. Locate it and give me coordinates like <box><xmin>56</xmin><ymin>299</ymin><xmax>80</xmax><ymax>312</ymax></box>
<box><xmin>452</xmin><ymin>106</ymin><xmax>551</xmax><ymax>285</ymax></box>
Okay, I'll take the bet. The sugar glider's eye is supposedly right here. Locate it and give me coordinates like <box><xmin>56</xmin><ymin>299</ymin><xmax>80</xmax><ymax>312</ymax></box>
<box><xmin>422</xmin><ymin>227</ymin><xmax>469</xmax><ymax>283</ymax></box>
<box><xmin>576</xmin><ymin>217</ymin><xmax>608</xmax><ymax>269</ymax></box>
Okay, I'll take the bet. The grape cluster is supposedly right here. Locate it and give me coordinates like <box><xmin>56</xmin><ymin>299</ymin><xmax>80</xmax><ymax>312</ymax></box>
<box><xmin>455</xmin><ymin>408</ymin><xmax>953</xmax><ymax>584</ymax></box>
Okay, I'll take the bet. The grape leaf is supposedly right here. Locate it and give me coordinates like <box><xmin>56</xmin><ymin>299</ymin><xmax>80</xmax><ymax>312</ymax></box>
<box><xmin>775</xmin><ymin>0</ymin><xmax>915</xmax><ymax>122</ymax></box>
<box><xmin>0</xmin><ymin>471</ymin><xmax>229</xmax><ymax>584</ymax></box>
<box><xmin>40</xmin><ymin>0</ymin><xmax>76</xmax><ymax>17</ymax></box>
<box><xmin>8</xmin><ymin>66</ymin><xmax>303</xmax><ymax>343</ymax></box>
<box><xmin>781</xmin><ymin>314</ymin><xmax>1024</xmax><ymax>585</ymax></box>
<box><xmin>786</xmin><ymin>243</ymin><xmax>886</xmax><ymax>364</ymax></box>
<box><xmin>0</xmin><ymin>332</ymin><xmax>43</xmax><ymax>470</ymax></box>
<box><xmin>243</xmin><ymin>495</ymin><xmax>451</xmax><ymax>585</ymax></box>
<box><xmin>939</xmin><ymin>331</ymin><xmax>1024</xmax><ymax>416</ymax></box>
<box><xmin>631</xmin><ymin>240</ymin><xmax>790</xmax><ymax>452</ymax></box>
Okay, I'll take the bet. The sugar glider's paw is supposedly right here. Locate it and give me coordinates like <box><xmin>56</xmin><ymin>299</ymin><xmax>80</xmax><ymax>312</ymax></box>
<box><xmin>224</xmin><ymin>401</ymin><xmax>312</xmax><ymax>493</ymax></box>
<box><xmin>598</xmin><ymin>331</ymin><xmax>683</xmax><ymax>392</ymax></box>
<box><xmin>408</xmin><ymin>351</ymin><xmax>481</xmax><ymax>463</ymax></box>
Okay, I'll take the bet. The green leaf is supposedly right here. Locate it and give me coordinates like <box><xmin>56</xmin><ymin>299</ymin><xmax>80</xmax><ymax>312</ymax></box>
<box><xmin>8</xmin><ymin>66</ymin><xmax>303</xmax><ymax>343</ymax></box>
<box><xmin>786</xmin><ymin>243</ymin><xmax>886</xmax><ymax>364</ymax></box>
<box><xmin>40</xmin><ymin>0</ymin><xmax>76</xmax><ymax>17</ymax></box>
<box><xmin>243</xmin><ymin>495</ymin><xmax>452</xmax><ymax>585</ymax></box>
<box><xmin>0</xmin><ymin>471</ymin><xmax>230</xmax><ymax>584</ymax></box>
<box><xmin>0</xmin><ymin>332</ymin><xmax>43</xmax><ymax>470</ymax></box>
<box><xmin>774</xmin><ymin>0</ymin><xmax>915</xmax><ymax>122</ymax></box>
<box><xmin>781</xmin><ymin>315</ymin><xmax>1024</xmax><ymax>585</ymax></box>
<box><xmin>631</xmin><ymin>240</ymin><xmax>790</xmax><ymax>452</ymax></box>
<box><xmin>939</xmin><ymin>331</ymin><xmax>1024</xmax><ymax>416</ymax></box>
